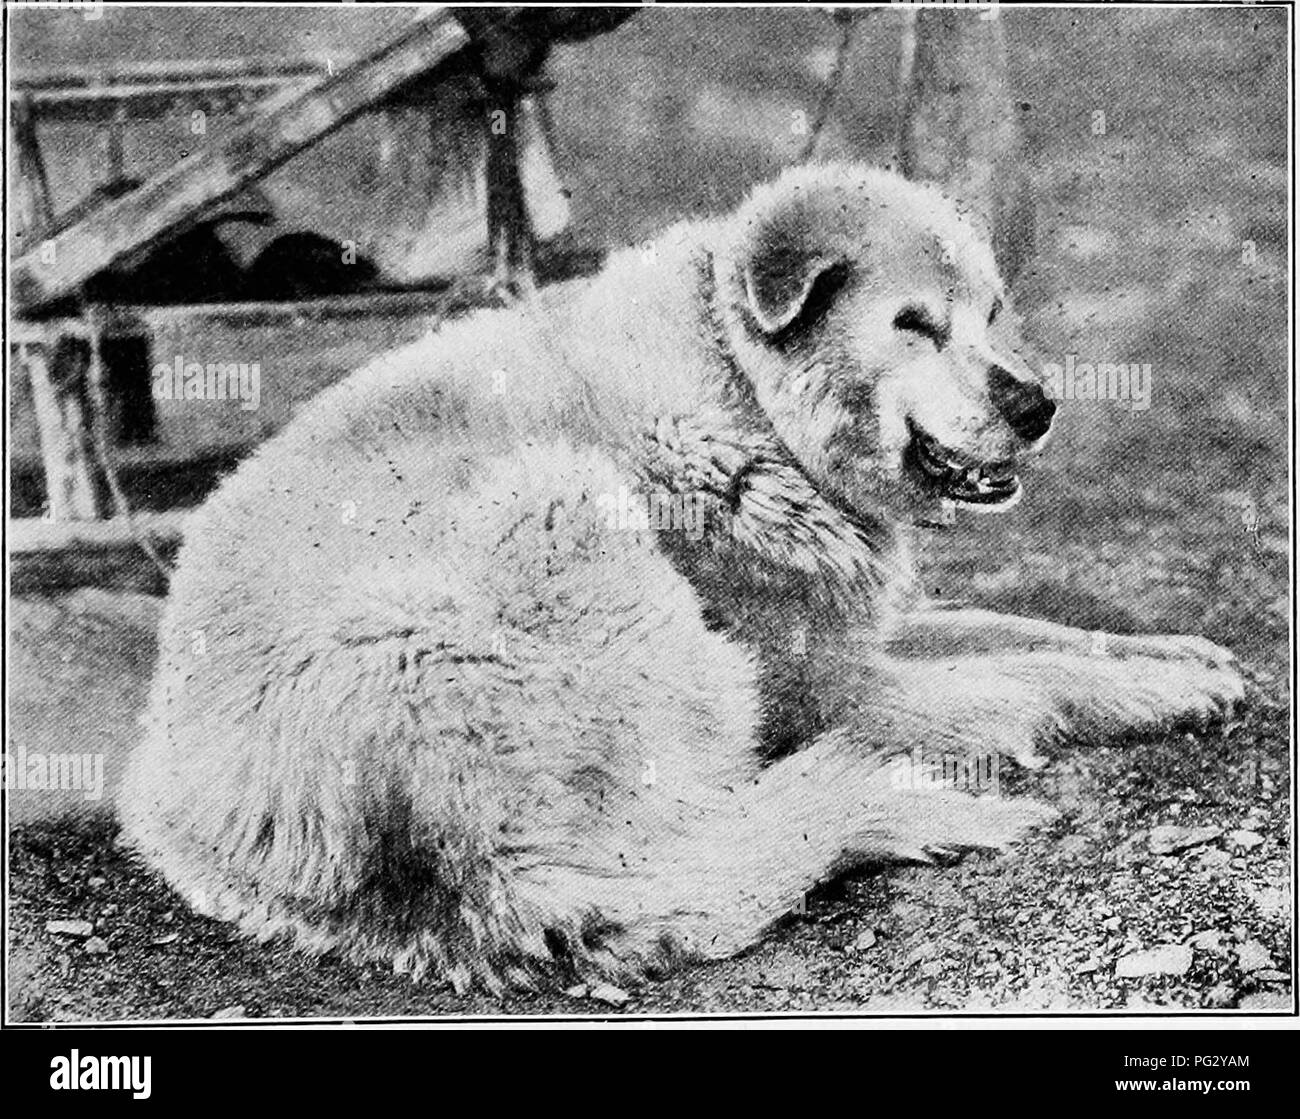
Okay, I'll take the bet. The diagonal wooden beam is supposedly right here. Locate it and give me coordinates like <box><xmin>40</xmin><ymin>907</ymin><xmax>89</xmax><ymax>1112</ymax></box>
<box><xmin>12</xmin><ymin>7</ymin><xmax>524</xmax><ymax>314</ymax></box>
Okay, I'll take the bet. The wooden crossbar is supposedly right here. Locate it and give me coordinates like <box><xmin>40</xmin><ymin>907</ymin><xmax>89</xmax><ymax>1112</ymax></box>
<box><xmin>11</xmin><ymin>6</ymin><xmax>524</xmax><ymax>314</ymax></box>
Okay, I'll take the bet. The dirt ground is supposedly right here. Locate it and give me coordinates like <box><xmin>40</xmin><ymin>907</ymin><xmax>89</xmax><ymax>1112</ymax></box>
<box><xmin>6</xmin><ymin>6</ymin><xmax>1292</xmax><ymax>1019</ymax></box>
<box><xmin>7</xmin><ymin>696</ymin><xmax>1292</xmax><ymax>1020</ymax></box>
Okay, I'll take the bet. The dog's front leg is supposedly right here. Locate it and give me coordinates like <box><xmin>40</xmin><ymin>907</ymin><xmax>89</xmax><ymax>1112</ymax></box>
<box><xmin>827</xmin><ymin>641</ymin><xmax>1244</xmax><ymax>774</ymax></box>
<box><xmin>882</xmin><ymin>606</ymin><xmax>1240</xmax><ymax>679</ymax></box>
<box><xmin>982</xmin><ymin>644</ymin><xmax>1244</xmax><ymax>751</ymax></box>
<box><xmin>881</xmin><ymin>606</ymin><xmax>1098</xmax><ymax>659</ymax></box>
<box><xmin>808</xmin><ymin>610</ymin><xmax>1244</xmax><ymax>775</ymax></box>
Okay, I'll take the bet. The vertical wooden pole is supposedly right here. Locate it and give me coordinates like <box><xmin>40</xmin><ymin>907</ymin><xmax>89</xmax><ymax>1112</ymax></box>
<box><xmin>103</xmin><ymin>101</ymin><xmax>128</xmax><ymax>183</ymax></box>
<box><xmin>12</xmin><ymin>93</ymin><xmax>55</xmax><ymax>254</ymax></box>
<box><xmin>13</xmin><ymin>94</ymin><xmax>103</xmax><ymax>520</ymax></box>
<box><xmin>898</xmin><ymin>9</ymin><xmax>1034</xmax><ymax>286</ymax></box>
<box><xmin>484</xmin><ymin>89</ymin><xmax>537</xmax><ymax>295</ymax></box>
<box><xmin>21</xmin><ymin>338</ymin><xmax>102</xmax><ymax>522</ymax></box>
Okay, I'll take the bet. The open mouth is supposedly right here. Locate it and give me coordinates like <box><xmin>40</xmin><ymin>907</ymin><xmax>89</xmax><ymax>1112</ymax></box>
<box><xmin>904</xmin><ymin>420</ymin><xmax>1021</xmax><ymax>507</ymax></box>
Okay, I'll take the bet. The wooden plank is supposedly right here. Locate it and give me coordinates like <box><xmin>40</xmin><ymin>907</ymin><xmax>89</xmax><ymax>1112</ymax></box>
<box><xmin>9</xmin><ymin>511</ymin><xmax>189</xmax><ymax>555</ymax></box>
<box><xmin>18</xmin><ymin>340</ymin><xmax>101</xmax><ymax>521</ymax></box>
<box><xmin>23</xmin><ymin>79</ymin><xmax>319</xmax><ymax>125</ymax></box>
<box><xmin>10</xmin><ymin>513</ymin><xmax>188</xmax><ymax>596</ymax></box>
<box><xmin>9</xmin><ymin>56</ymin><xmax>501</xmax><ymax>124</ymax></box>
<box><xmin>13</xmin><ymin>55</ymin><xmax>333</xmax><ymax>93</ymax></box>
<box><xmin>11</xmin><ymin>7</ymin><xmax>519</xmax><ymax>313</ymax></box>
<box><xmin>12</xmin><ymin>94</ymin><xmax>54</xmax><ymax>246</ymax></box>
<box><xmin>11</xmin><ymin>305</ymin><xmax>148</xmax><ymax>344</ymax></box>
<box><xmin>13</xmin><ymin>57</ymin><xmax>342</xmax><ymax>125</ymax></box>
<box><xmin>7</xmin><ymin>287</ymin><xmax>484</xmax><ymax>341</ymax></box>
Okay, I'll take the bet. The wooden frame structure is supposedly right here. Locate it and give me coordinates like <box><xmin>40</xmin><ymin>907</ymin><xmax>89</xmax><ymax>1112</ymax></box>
<box><xmin>10</xmin><ymin>7</ymin><xmax>541</xmax><ymax>527</ymax></box>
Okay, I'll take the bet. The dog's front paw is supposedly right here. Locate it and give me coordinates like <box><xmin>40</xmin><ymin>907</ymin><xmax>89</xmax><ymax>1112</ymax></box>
<box><xmin>1112</xmin><ymin>632</ymin><xmax>1236</xmax><ymax>672</ymax></box>
<box><xmin>1187</xmin><ymin>655</ymin><xmax>1247</xmax><ymax>722</ymax></box>
<box><xmin>1063</xmin><ymin>632</ymin><xmax>1245</xmax><ymax>736</ymax></box>
<box><xmin>1126</xmin><ymin>634</ymin><xmax>1245</xmax><ymax>722</ymax></box>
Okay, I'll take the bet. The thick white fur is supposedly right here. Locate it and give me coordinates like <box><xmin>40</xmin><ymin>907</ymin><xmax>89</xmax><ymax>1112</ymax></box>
<box><xmin>119</xmin><ymin>164</ymin><xmax>1243</xmax><ymax>991</ymax></box>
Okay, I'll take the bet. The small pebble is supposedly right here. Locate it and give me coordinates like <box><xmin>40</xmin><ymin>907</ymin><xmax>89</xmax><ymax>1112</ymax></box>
<box><xmin>901</xmin><ymin>942</ymin><xmax>937</xmax><ymax>969</ymax></box>
<box><xmin>1245</xmin><ymin>884</ymin><xmax>1289</xmax><ymax>918</ymax></box>
<box><xmin>852</xmin><ymin>929</ymin><xmax>878</xmax><ymax>951</ymax></box>
<box><xmin>45</xmin><ymin>920</ymin><xmax>93</xmax><ymax>939</ymax></box>
<box><xmin>587</xmin><ymin>983</ymin><xmax>631</xmax><ymax>1008</ymax></box>
<box><xmin>1148</xmin><ymin>825</ymin><xmax>1222</xmax><ymax>856</ymax></box>
<box><xmin>1228</xmin><ymin>829</ymin><xmax>1264</xmax><ymax>851</ymax></box>
<box><xmin>83</xmin><ymin>937</ymin><xmax>109</xmax><ymax>956</ymax></box>
<box><xmin>1236</xmin><ymin>940</ymin><xmax>1275</xmax><ymax>972</ymax></box>
<box><xmin>1204</xmin><ymin>983</ymin><xmax>1237</xmax><ymax>1009</ymax></box>
<box><xmin>1186</xmin><ymin>930</ymin><xmax>1228</xmax><ymax>953</ymax></box>
<box><xmin>210</xmin><ymin>1005</ymin><xmax>246</xmax><ymax>1019</ymax></box>
<box><xmin>1057</xmin><ymin>834</ymin><xmax>1090</xmax><ymax>858</ymax></box>
<box><xmin>1116</xmin><ymin>944</ymin><xmax>1193</xmax><ymax>978</ymax></box>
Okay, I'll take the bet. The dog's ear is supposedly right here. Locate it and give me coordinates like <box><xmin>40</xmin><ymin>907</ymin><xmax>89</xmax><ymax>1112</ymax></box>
<box><xmin>742</xmin><ymin>251</ymin><xmax>847</xmax><ymax>334</ymax></box>
<box><xmin>728</xmin><ymin>179</ymin><xmax>852</xmax><ymax>334</ymax></box>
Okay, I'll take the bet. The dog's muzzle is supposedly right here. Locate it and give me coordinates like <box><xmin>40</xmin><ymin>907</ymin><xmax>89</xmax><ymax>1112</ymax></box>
<box><xmin>988</xmin><ymin>364</ymin><xmax>1056</xmax><ymax>444</ymax></box>
<box><xmin>905</xmin><ymin>419</ymin><xmax>1022</xmax><ymax>507</ymax></box>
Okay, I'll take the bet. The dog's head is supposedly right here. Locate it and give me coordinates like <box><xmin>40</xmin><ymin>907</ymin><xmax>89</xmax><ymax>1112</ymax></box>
<box><xmin>713</xmin><ymin>163</ymin><xmax>1055</xmax><ymax>523</ymax></box>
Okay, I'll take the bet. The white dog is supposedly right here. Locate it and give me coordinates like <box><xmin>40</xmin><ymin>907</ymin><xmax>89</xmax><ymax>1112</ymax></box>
<box><xmin>120</xmin><ymin>164</ymin><xmax>1243</xmax><ymax>992</ymax></box>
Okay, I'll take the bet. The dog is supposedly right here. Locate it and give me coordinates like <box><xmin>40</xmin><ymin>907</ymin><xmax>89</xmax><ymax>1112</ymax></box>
<box><xmin>119</xmin><ymin>163</ymin><xmax>1244</xmax><ymax>992</ymax></box>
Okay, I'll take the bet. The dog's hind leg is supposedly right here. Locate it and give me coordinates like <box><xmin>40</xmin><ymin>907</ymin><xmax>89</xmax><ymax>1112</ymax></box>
<box><xmin>587</xmin><ymin>725</ymin><xmax>1056</xmax><ymax>972</ymax></box>
<box><xmin>121</xmin><ymin>438</ymin><xmax>768</xmax><ymax>991</ymax></box>
<box><xmin>590</xmin><ymin>629</ymin><xmax>1247</xmax><ymax>969</ymax></box>
<box><xmin>581</xmin><ymin>651</ymin><xmax>1093</xmax><ymax>970</ymax></box>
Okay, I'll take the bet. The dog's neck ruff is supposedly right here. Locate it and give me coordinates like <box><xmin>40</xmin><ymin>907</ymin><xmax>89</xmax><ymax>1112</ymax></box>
<box><xmin>628</xmin><ymin>250</ymin><xmax>902</xmax><ymax>597</ymax></box>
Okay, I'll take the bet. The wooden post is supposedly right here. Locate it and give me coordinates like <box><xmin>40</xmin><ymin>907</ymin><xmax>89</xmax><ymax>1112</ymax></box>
<box><xmin>12</xmin><ymin>93</ymin><xmax>54</xmax><ymax>255</ymax></box>
<box><xmin>20</xmin><ymin>339</ymin><xmax>101</xmax><ymax>522</ymax></box>
<box><xmin>484</xmin><ymin>90</ymin><xmax>537</xmax><ymax>295</ymax></box>
<box><xmin>898</xmin><ymin>9</ymin><xmax>1034</xmax><ymax>286</ymax></box>
<box><xmin>101</xmin><ymin>101</ymin><xmax>128</xmax><ymax>183</ymax></box>
<box><xmin>13</xmin><ymin>95</ymin><xmax>101</xmax><ymax>520</ymax></box>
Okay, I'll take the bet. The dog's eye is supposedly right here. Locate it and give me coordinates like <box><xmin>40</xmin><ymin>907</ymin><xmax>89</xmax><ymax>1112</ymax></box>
<box><xmin>988</xmin><ymin>297</ymin><xmax>1004</xmax><ymax>326</ymax></box>
<box><xmin>893</xmin><ymin>305</ymin><xmax>947</xmax><ymax>347</ymax></box>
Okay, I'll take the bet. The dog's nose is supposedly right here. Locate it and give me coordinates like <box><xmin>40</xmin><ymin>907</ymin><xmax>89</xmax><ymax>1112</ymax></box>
<box><xmin>988</xmin><ymin>364</ymin><xmax>1056</xmax><ymax>442</ymax></box>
